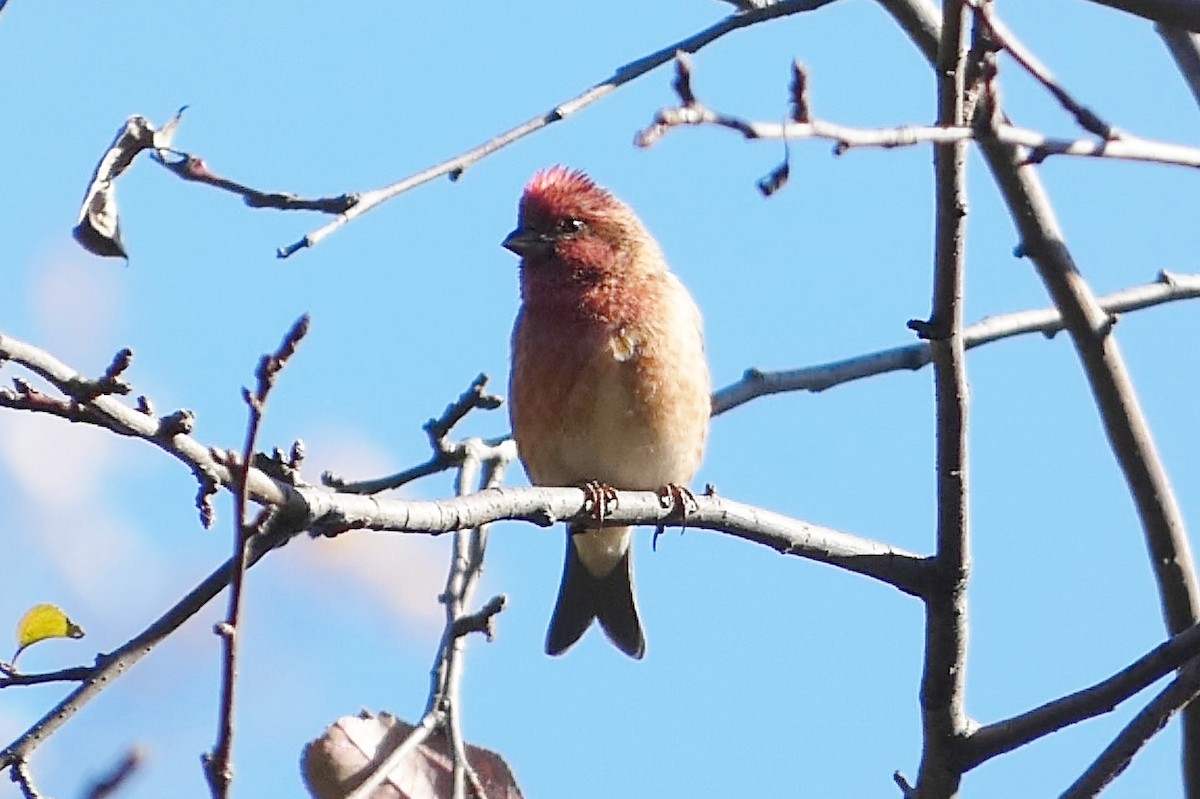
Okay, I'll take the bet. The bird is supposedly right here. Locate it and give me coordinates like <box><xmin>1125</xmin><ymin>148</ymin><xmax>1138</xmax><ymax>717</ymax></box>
<box><xmin>503</xmin><ymin>167</ymin><xmax>711</xmax><ymax>659</ymax></box>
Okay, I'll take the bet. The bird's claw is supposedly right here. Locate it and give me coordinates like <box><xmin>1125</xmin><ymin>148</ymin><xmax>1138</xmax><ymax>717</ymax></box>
<box><xmin>581</xmin><ymin>480</ymin><xmax>619</xmax><ymax>523</ymax></box>
<box><xmin>653</xmin><ymin>485</ymin><xmax>698</xmax><ymax>552</ymax></box>
<box><xmin>657</xmin><ymin>483</ymin><xmax>699</xmax><ymax>521</ymax></box>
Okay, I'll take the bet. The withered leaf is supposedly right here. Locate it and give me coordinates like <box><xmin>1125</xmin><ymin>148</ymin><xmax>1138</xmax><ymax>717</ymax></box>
<box><xmin>73</xmin><ymin>112</ymin><xmax>182</xmax><ymax>259</ymax></box>
<box><xmin>303</xmin><ymin>711</ymin><xmax>524</xmax><ymax>799</ymax></box>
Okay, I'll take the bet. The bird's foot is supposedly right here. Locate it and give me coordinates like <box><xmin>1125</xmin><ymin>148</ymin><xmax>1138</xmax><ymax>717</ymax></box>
<box><xmin>653</xmin><ymin>484</ymin><xmax>699</xmax><ymax>551</ymax></box>
<box><xmin>581</xmin><ymin>480</ymin><xmax>619</xmax><ymax>524</ymax></box>
<box><xmin>657</xmin><ymin>483</ymin><xmax>699</xmax><ymax>521</ymax></box>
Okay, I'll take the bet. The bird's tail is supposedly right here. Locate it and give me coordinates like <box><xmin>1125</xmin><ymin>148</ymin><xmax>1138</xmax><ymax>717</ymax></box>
<box><xmin>545</xmin><ymin>525</ymin><xmax>645</xmax><ymax>659</ymax></box>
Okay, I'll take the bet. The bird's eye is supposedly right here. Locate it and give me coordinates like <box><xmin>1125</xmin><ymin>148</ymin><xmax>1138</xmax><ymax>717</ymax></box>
<box><xmin>556</xmin><ymin>218</ymin><xmax>585</xmax><ymax>236</ymax></box>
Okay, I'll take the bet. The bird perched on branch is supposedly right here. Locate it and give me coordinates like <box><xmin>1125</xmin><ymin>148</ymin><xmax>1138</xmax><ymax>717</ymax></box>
<box><xmin>504</xmin><ymin>167</ymin><xmax>711</xmax><ymax>658</ymax></box>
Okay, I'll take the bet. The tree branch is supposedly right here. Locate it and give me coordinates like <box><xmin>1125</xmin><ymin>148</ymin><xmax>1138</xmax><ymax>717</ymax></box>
<box><xmin>155</xmin><ymin>151</ymin><xmax>357</xmax><ymax>214</ymax></box>
<box><xmin>323</xmin><ymin>373</ymin><xmax>504</xmax><ymax>495</ymax></box>
<box><xmin>308</xmin><ymin>485</ymin><xmax>931</xmax><ymax>597</ymax></box>
<box><xmin>963</xmin><ymin>623</ymin><xmax>1200</xmax><ymax>770</ymax></box>
<box><xmin>912</xmin><ymin>2</ymin><xmax>971</xmax><ymax>794</ymax></box>
<box><xmin>1080</xmin><ymin>0</ymin><xmax>1200</xmax><ymax>32</ymax></box>
<box><xmin>1157</xmin><ymin>26</ymin><xmax>1200</xmax><ymax>109</ymax></box>
<box><xmin>1060</xmin><ymin>663</ymin><xmax>1200</xmax><ymax>798</ymax></box>
<box><xmin>713</xmin><ymin>271</ymin><xmax>1200</xmax><ymax>414</ymax></box>
<box><xmin>0</xmin><ymin>519</ymin><xmax>296</xmax><ymax>772</ymax></box>
<box><xmin>204</xmin><ymin>315</ymin><xmax>310</xmax><ymax>799</ymax></box>
<box><xmin>876</xmin><ymin>0</ymin><xmax>1200</xmax><ymax>792</ymax></box>
<box><xmin>966</xmin><ymin>0</ymin><xmax>1116</xmax><ymax>138</ymax></box>
<box><xmin>636</xmin><ymin>60</ymin><xmax>1200</xmax><ymax>170</ymax></box>
<box><xmin>276</xmin><ymin>0</ymin><xmax>840</xmax><ymax>258</ymax></box>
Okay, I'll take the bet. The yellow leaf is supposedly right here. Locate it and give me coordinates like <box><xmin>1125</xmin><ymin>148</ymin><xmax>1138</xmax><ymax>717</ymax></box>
<box><xmin>12</xmin><ymin>603</ymin><xmax>85</xmax><ymax>663</ymax></box>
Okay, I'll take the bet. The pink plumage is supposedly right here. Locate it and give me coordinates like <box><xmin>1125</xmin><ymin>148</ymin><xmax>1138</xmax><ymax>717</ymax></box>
<box><xmin>503</xmin><ymin>168</ymin><xmax>711</xmax><ymax>658</ymax></box>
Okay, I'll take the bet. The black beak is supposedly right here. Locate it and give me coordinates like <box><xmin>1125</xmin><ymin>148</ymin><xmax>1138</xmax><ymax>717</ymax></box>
<box><xmin>502</xmin><ymin>227</ymin><xmax>550</xmax><ymax>257</ymax></box>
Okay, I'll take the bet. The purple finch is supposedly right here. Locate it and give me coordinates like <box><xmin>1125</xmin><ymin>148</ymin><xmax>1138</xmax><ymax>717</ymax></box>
<box><xmin>504</xmin><ymin>167</ymin><xmax>711</xmax><ymax>658</ymax></box>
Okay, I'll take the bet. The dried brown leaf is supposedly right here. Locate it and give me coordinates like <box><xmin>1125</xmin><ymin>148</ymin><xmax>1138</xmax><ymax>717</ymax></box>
<box><xmin>302</xmin><ymin>711</ymin><xmax>524</xmax><ymax>799</ymax></box>
<box><xmin>73</xmin><ymin>114</ymin><xmax>171</xmax><ymax>259</ymax></box>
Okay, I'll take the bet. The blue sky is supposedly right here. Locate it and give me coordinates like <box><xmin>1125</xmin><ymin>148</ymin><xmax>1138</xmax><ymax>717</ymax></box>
<box><xmin>2</xmin><ymin>1</ymin><xmax>1199</xmax><ymax>797</ymax></box>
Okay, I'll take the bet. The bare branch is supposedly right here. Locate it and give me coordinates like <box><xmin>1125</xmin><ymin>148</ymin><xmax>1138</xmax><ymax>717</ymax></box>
<box><xmin>10</xmin><ymin>759</ymin><xmax>43</xmax><ymax>799</ymax></box>
<box><xmin>0</xmin><ymin>522</ymin><xmax>293</xmax><ymax>771</ymax></box>
<box><xmin>1157</xmin><ymin>26</ymin><xmax>1200</xmax><ymax>108</ymax></box>
<box><xmin>85</xmin><ymin>748</ymin><xmax>144</xmax><ymax>799</ymax></box>
<box><xmin>205</xmin><ymin>315</ymin><xmax>310</xmax><ymax>799</ymax></box>
<box><xmin>637</xmin><ymin>96</ymin><xmax>1200</xmax><ymax>170</ymax></box>
<box><xmin>964</xmin><ymin>623</ymin><xmax>1200</xmax><ymax>770</ymax></box>
<box><xmin>1080</xmin><ymin>0</ymin><xmax>1200</xmax><ymax>32</ymax></box>
<box><xmin>277</xmin><ymin>0</ymin><xmax>839</xmax><ymax>258</ymax></box>
<box><xmin>324</xmin><ymin>373</ymin><xmax>506</xmax><ymax>494</ymax></box>
<box><xmin>0</xmin><ymin>331</ymin><xmax>293</xmax><ymax>524</ymax></box>
<box><xmin>348</xmin><ymin>440</ymin><xmax>516</xmax><ymax>799</ymax></box>
<box><xmin>0</xmin><ymin>329</ymin><xmax>924</xmax><ymax>592</ymax></box>
<box><xmin>966</xmin><ymin>0</ymin><xmax>1117</xmax><ymax>138</ymax></box>
<box><xmin>0</xmin><ymin>666</ymin><xmax>95</xmax><ymax>689</ymax></box>
<box><xmin>155</xmin><ymin>152</ymin><xmax>358</xmax><ymax>213</ymax></box>
<box><xmin>1060</xmin><ymin>664</ymin><xmax>1200</xmax><ymax>798</ymax></box>
<box><xmin>913</xmin><ymin>3</ymin><xmax>971</xmax><ymax>793</ymax></box>
<box><xmin>306</xmin><ymin>486</ymin><xmax>929</xmax><ymax>596</ymax></box>
<box><xmin>713</xmin><ymin>271</ymin><xmax>1200</xmax><ymax>414</ymax></box>
<box><xmin>876</xmin><ymin>0</ymin><xmax>1200</xmax><ymax>789</ymax></box>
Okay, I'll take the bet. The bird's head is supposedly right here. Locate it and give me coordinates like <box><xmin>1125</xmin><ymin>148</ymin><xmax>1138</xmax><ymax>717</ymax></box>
<box><xmin>503</xmin><ymin>167</ymin><xmax>658</xmax><ymax>281</ymax></box>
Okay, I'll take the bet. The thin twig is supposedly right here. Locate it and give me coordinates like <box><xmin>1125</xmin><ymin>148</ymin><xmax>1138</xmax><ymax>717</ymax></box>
<box><xmin>204</xmin><ymin>315</ymin><xmax>310</xmax><ymax>799</ymax></box>
<box><xmin>343</xmin><ymin>713</ymin><xmax>442</xmax><ymax>799</ymax></box>
<box><xmin>637</xmin><ymin>87</ymin><xmax>1200</xmax><ymax>169</ymax></box>
<box><xmin>438</xmin><ymin>443</ymin><xmax>490</xmax><ymax>799</ymax></box>
<box><xmin>965</xmin><ymin>0</ymin><xmax>1117</xmax><ymax>138</ymax></box>
<box><xmin>10</xmin><ymin>760</ymin><xmax>43</xmax><ymax>799</ymax></box>
<box><xmin>323</xmin><ymin>374</ymin><xmax>504</xmax><ymax>495</ymax></box>
<box><xmin>0</xmin><ymin>331</ymin><xmax>294</xmax><ymax>523</ymax></box>
<box><xmin>276</xmin><ymin>0</ymin><xmax>838</xmax><ymax>258</ymax></box>
<box><xmin>0</xmin><ymin>519</ymin><xmax>296</xmax><ymax>770</ymax></box>
<box><xmin>85</xmin><ymin>748</ymin><xmax>144</xmax><ymax>799</ymax></box>
<box><xmin>346</xmin><ymin>440</ymin><xmax>515</xmax><ymax>799</ymax></box>
<box><xmin>156</xmin><ymin>152</ymin><xmax>358</xmax><ymax>214</ymax></box>
<box><xmin>0</xmin><ymin>665</ymin><xmax>95</xmax><ymax>688</ymax></box>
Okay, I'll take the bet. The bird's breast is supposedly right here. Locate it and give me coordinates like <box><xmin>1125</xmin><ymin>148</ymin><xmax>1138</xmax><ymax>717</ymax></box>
<box><xmin>509</xmin><ymin>276</ymin><xmax>710</xmax><ymax>491</ymax></box>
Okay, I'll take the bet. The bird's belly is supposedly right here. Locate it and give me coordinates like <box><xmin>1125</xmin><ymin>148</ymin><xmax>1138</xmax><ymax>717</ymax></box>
<box><xmin>545</xmin><ymin>351</ymin><xmax>705</xmax><ymax>490</ymax></box>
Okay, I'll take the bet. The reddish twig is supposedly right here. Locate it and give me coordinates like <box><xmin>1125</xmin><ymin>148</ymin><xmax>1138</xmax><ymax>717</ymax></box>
<box><xmin>203</xmin><ymin>315</ymin><xmax>310</xmax><ymax>799</ymax></box>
